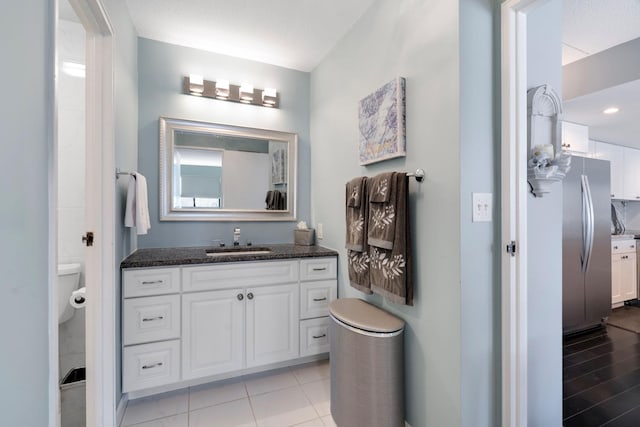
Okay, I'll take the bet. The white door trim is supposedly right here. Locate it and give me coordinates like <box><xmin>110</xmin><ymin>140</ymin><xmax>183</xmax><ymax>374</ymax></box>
<box><xmin>500</xmin><ymin>0</ymin><xmax>547</xmax><ymax>425</ymax></box>
<box><xmin>51</xmin><ymin>1</ymin><xmax>116</xmax><ymax>426</ymax></box>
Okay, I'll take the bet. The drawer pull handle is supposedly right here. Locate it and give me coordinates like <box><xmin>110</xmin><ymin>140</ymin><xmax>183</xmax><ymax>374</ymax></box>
<box><xmin>142</xmin><ymin>316</ymin><xmax>164</xmax><ymax>322</ymax></box>
<box><xmin>312</xmin><ymin>267</ymin><xmax>327</xmax><ymax>271</ymax></box>
<box><xmin>141</xmin><ymin>280</ymin><xmax>164</xmax><ymax>285</ymax></box>
<box><xmin>141</xmin><ymin>362</ymin><xmax>163</xmax><ymax>370</ymax></box>
<box><xmin>247</xmin><ymin>292</ymin><xmax>254</xmax><ymax>300</ymax></box>
<box><xmin>312</xmin><ymin>334</ymin><xmax>327</xmax><ymax>339</ymax></box>
<box><xmin>312</xmin><ymin>297</ymin><xmax>327</xmax><ymax>302</ymax></box>
<box><xmin>614</xmin><ymin>246</ymin><xmax>619</xmax><ymax>250</ymax></box>
<box><xmin>237</xmin><ymin>293</ymin><xmax>244</xmax><ymax>301</ymax></box>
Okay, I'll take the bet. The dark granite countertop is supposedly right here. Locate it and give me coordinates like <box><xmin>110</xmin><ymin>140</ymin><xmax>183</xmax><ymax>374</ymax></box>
<box><xmin>120</xmin><ymin>244</ymin><xmax>338</xmax><ymax>269</ymax></box>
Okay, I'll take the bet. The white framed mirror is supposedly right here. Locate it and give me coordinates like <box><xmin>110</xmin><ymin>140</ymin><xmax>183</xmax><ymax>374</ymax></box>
<box><xmin>159</xmin><ymin>117</ymin><xmax>297</xmax><ymax>221</ymax></box>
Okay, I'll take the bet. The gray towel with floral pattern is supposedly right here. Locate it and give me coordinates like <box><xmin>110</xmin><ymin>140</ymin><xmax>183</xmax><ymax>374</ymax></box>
<box><xmin>370</xmin><ymin>173</ymin><xmax>413</xmax><ymax>305</ymax></box>
<box><xmin>345</xmin><ymin>177</ymin><xmax>368</xmax><ymax>252</ymax></box>
<box><xmin>367</xmin><ymin>172</ymin><xmax>397</xmax><ymax>250</ymax></box>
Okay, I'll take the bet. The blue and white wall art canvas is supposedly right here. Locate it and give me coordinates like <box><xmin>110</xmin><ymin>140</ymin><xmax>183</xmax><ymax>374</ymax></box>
<box><xmin>358</xmin><ymin>77</ymin><xmax>406</xmax><ymax>165</ymax></box>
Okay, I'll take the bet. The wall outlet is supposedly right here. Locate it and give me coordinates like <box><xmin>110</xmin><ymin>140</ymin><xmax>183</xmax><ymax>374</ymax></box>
<box><xmin>472</xmin><ymin>193</ymin><xmax>493</xmax><ymax>222</ymax></box>
<box><xmin>317</xmin><ymin>223</ymin><xmax>324</xmax><ymax>239</ymax></box>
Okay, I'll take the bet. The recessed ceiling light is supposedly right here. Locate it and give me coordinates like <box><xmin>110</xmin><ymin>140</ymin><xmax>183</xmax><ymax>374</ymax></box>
<box><xmin>603</xmin><ymin>107</ymin><xmax>619</xmax><ymax>114</ymax></box>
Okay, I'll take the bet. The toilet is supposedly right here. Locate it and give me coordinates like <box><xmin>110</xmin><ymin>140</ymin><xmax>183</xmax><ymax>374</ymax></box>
<box><xmin>58</xmin><ymin>263</ymin><xmax>82</xmax><ymax>324</ymax></box>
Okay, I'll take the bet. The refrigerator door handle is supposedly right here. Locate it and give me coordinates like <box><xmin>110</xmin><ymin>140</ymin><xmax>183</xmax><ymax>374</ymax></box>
<box><xmin>581</xmin><ymin>175</ymin><xmax>595</xmax><ymax>273</ymax></box>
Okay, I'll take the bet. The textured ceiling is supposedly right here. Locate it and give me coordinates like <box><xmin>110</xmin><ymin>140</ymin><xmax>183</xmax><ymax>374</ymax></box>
<box><xmin>562</xmin><ymin>0</ymin><xmax>640</xmax><ymax>65</ymax></box>
<box><xmin>125</xmin><ymin>0</ymin><xmax>375</xmax><ymax>72</ymax></box>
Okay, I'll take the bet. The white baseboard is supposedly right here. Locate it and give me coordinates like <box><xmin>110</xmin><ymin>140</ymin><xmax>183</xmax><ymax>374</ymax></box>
<box><xmin>116</xmin><ymin>395</ymin><xmax>128</xmax><ymax>427</ymax></box>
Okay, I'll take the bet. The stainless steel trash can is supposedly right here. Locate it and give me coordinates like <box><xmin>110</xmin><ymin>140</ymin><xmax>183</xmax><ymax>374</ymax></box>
<box><xmin>329</xmin><ymin>298</ymin><xmax>405</xmax><ymax>427</ymax></box>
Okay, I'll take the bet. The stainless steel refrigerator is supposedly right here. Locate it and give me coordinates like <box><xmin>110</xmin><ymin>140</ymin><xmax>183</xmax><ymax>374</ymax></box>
<box><xmin>563</xmin><ymin>157</ymin><xmax>612</xmax><ymax>335</ymax></box>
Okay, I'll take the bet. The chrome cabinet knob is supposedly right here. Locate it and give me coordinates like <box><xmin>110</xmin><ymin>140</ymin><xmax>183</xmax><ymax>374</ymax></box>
<box><xmin>237</xmin><ymin>293</ymin><xmax>244</xmax><ymax>301</ymax></box>
<box><xmin>247</xmin><ymin>292</ymin><xmax>254</xmax><ymax>300</ymax></box>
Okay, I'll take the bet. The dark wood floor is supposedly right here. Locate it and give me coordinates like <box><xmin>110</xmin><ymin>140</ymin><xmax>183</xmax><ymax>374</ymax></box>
<box><xmin>563</xmin><ymin>324</ymin><xmax>640</xmax><ymax>426</ymax></box>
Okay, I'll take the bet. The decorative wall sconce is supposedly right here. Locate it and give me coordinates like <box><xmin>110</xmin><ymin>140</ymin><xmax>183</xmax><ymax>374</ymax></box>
<box><xmin>184</xmin><ymin>75</ymin><xmax>279</xmax><ymax>108</ymax></box>
<box><xmin>527</xmin><ymin>84</ymin><xmax>571</xmax><ymax>197</ymax></box>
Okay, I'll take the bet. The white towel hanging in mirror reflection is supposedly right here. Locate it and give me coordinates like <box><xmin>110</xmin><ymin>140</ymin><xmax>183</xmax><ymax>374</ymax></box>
<box><xmin>124</xmin><ymin>172</ymin><xmax>151</xmax><ymax>235</ymax></box>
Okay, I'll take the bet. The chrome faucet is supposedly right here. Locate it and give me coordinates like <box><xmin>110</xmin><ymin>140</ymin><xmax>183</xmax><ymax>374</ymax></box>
<box><xmin>233</xmin><ymin>227</ymin><xmax>241</xmax><ymax>246</ymax></box>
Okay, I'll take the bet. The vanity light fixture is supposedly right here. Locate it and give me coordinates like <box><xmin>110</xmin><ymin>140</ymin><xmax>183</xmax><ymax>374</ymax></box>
<box><xmin>262</xmin><ymin>88</ymin><xmax>277</xmax><ymax>106</ymax></box>
<box><xmin>239</xmin><ymin>83</ymin><xmax>254</xmax><ymax>103</ymax></box>
<box><xmin>603</xmin><ymin>107</ymin><xmax>619</xmax><ymax>114</ymax></box>
<box><xmin>215</xmin><ymin>79</ymin><xmax>230</xmax><ymax>99</ymax></box>
<box><xmin>183</xmin><ymin>75</ymin><xmax>279</xmax><ymax>108</ymax></box>
<box><xmin>188</xmin><ymin>74</ymin><xmax>204</xmax><ymax>94</ymax></box>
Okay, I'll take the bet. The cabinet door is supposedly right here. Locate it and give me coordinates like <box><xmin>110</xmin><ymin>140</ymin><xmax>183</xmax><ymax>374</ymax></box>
<box><xmin>621</xmin><ymin>254</ymin><xmax>638</xmax><ymax>301</ymax></box>
<box><xmin>182</xmin><ymin>289</ymin><xmax>244</xmax><ymax>380</ymax></box>
<box><xmin>623</xmin><ymin>148</ymin><xmax>640</xmax><ymax>200</ymax></box>
<box><xmin>246</xmin><ymin>283</ymin><xmax>299</xmax><ymax>368</ymax></box>
<box><xmin>594</xmin><ymin>142</ymin><xmax>624</xmax><ymax>199</ymax></box>
<box><xmin>612</xmin><ymin>254</ymin><xmax>623</xmax><ymax>305</ymax></box>
<box><xmin>562</xmin><ymin>121</ymin><xmax>589</xmax><ymax>155</ymax></box>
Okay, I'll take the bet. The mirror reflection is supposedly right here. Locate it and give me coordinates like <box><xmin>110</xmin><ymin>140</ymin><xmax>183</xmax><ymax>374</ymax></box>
<box><xmin>160</xmin><ymin>117</ymin><xmax>297</xmax><ymax>221</ymax></box>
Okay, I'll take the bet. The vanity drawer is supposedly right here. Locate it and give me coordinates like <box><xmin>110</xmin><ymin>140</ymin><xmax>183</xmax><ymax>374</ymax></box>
<box><xmin>123</xmin><ymin>268</ymin><xmax>181</xmax><ymax>298</ymax></box>
<box><xmin>300</xmin><ymin>317</ymin><xmax>330</xmax><ymax>357</ymax></box>
<box><xmin>123</xmin><ymin>339</ymin><xmax>180</xmax><ymax>393</ymax></box>
<box><xmin>300</xmin><ymin>257</ymin><xmax>337</xmax><ymax>281</ymax></box>
<box><xmin>300</xmin><ymin>281</ymin><xmax>337</xmax><ymax>320</ymax></box>
<box><xmin>612</xmin><ymin>240</ymin><xmax>636</xmax><ymax>254</ymax></box>
<box><xmin>182</xmin><ymin>260</ymin><xmax>299</xmax><ymax>292</ymax></box>
<box><xmin>123</xmin><ymin>294</ymin><xmax>181</xmax><ymax>346</ymax></box>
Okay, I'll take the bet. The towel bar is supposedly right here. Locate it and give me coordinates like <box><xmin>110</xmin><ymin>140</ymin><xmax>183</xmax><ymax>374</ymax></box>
<box><xmin>406</xmin><ymin>168</ymin><xmax>425</xmax><ymax>183</ymax></box>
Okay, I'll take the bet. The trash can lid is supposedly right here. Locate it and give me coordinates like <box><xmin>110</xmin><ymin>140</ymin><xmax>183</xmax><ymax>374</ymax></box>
<box><xmin>329</xmin><ymin>298</ymin><xmax>405</xmax><ymax>333</ymax></box>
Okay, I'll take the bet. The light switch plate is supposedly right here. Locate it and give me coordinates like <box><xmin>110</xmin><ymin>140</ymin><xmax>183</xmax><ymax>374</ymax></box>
<box><xmin>472</xmin><ymin>193</ymin><xmax>493</xmax><ymax>222</ymax></box>
<box><xmin>317</xmin><ymin>223</ymin><xmax>324</xmax><ymax>239</ymax></box>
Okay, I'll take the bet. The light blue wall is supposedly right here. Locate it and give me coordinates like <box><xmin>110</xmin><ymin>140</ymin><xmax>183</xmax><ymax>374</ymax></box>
<box><xmin>526</xmin><ymin>0</ymin><xmax>563</xmax><ymax>425</ymax></box>
<box><xmin>310</xmin><ymin>1</ymin><xmax>463</xmax><ymax>425</ymax></box>
<box><xmin>101</xmin><ymin>0</ymin><xmax>139</xmax><ymax>405</ymax></box>
<box><xmin>0</xmin><ymin>1</ymin><xmax>52</xmax><ymax>425</ymax></box>
<box><xmin>460</xmin><ymin>0</ymin><xmax>500</xmax><ymax>425</ymax></box>
<box><xmin>0</xmin><ymin>1</ymin><xmax>138</xmax><ymax>421</ymax></box>
<box><xmin>136</xmin><ymin>38</ymin><xmax>310</xmax><ymax>248</ymax></box>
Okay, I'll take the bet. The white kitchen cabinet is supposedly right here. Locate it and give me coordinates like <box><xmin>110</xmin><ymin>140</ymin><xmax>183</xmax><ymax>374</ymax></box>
<box><xmin>246</xmin><ymin>283</ymin><xmax>299</xmax><ymax>367</ymax></box>
<box><xmin>623</xmin><ymin>148</ymin><xmax>640</xmax><ymax>200</ymax></box>
<box><xmin>593</xmin><ymin>142</ymin><xmax>624</xmax><ymax>199</ymax></box>
<box><xmin>181</xmin><ymin>288</ymin><xmax>244</xmax><ymax>380</ymax></box>
<box><xmin>611</xmin><ymin>240</ymin><xmax>637</xmax><ymax>307</ymax></box>
<box><xmin>561</xmin><ymin>121</ymin><xmax>590</xmax><ymax>155</ymax></box>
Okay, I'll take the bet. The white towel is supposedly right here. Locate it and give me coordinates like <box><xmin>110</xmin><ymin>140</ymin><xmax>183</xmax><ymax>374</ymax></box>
<box><xmin>124</xmin><ymin>173</ymin><xmax>151</xmax><ymax>235</ymax></box>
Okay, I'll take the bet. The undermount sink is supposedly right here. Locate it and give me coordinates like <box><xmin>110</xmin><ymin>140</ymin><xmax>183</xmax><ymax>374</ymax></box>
<box><xmin>205</xmin><ymin>247</ymin><xmax>272</xmax><ymax>257</ymax></box>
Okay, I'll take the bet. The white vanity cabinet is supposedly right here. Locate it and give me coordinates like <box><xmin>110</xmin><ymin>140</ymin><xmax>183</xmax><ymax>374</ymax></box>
<box><xmin>245</xmin><ymin>283</ymin><xmax>299</xmax><ymax>368</ymax></box>
<box><xmin>181</xmin><ymin>288</ymin><xmax>245</xmax><ymax>380</ymax></box>
<box><xmin>122</xmin><ymin>267</ymin><xmax>182</xmax><ymax>393</ymax></box>
<box><xmin>611</xmin><ymin>240</ymin><xmax>637</xmax><ymax>307</ymax></box>
<box><xmin>122</xmin><ymin>255</ymin><xmax>337</xmax><ymax>396</ymax></box>
<box><xmin>298</xmin><ymin>258</ymin><xmax>337</xmax><ymax>356</ymax></box>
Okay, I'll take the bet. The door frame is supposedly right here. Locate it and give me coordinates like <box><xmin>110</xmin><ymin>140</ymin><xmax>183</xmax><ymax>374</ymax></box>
<box><xmin>500</xmin><ymin>0</ymin><xmax>548</xmax><ymax>425</ymax></box>
<box><xmin>50</xmin><ymin>0</ymin><xmax>115</xmax><ymax>426</ymax></box>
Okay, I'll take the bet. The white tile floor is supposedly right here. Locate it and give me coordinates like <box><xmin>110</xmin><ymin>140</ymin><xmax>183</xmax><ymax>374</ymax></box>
<box><xmin>120</xmin><ymin>360</ymin><xmax>337</xmax><ymax>427</ymax></box>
